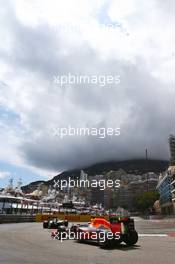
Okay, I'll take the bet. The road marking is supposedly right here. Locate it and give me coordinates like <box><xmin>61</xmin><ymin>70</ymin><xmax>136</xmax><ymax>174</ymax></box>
<box><xmin>139</xmin><ymin>234</ymin><xmax>168</xmax><ymax>237</ymax></box>
<box><xmin>167</xmin><ymin>232</ymin><xmax>175</xmax><ymax>237</ymax></box>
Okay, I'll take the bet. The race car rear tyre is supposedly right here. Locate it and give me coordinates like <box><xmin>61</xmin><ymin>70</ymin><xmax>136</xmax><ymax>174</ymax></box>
<box><xmin>43</xmin><ymin>221</ymin><xmax>49</xmax><ymax>229</ymax></box>
<box><xmin>123</xmin><ymin>231</ymin><xmax>138</xmax><ymax>246</ymax></box>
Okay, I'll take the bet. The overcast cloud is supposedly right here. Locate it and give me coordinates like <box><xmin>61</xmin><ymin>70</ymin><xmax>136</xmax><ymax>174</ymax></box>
<box><xmin>0</xmin><ymin>0</ymin><xmax>175</xmax><ymax>178</ymax></box>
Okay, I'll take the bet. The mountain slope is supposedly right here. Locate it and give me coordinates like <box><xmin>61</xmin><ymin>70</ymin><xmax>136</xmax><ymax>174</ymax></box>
<box><xmin>22</xmin><ymin>159</ymin><xmax>169</xmax><ymax>192</ymax></box>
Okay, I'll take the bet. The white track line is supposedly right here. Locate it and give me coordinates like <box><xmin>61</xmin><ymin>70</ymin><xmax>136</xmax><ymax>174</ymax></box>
<box><xmin>138</xmin><ymin>234</ymin><xmax>168</xmax><ymax>237</ymax></box>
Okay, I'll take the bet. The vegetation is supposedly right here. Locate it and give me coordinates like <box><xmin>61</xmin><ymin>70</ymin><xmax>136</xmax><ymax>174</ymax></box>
<box><xmin>135</xmin><ymin>191</ymin><xmax>159</xmax><ymax>213</ymax></box>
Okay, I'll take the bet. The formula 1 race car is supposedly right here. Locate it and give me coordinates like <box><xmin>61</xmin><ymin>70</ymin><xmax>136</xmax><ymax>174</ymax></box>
<box><xmin>70</xmin><ymin>216</ymin><xmax>138</xmax><ymax>248</ymax></box>
<box><xmin>51</xmin><ymin>216</ymin><xmax>138</xmax><ymax>248</ymax></box>
<box><xmin>43</xmin><ymin>218</ymin><xmax>68</xmax><ymax>229</ymax></box>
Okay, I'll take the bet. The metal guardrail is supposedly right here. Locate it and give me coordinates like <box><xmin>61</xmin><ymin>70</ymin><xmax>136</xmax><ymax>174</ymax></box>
<box><xmin>0</xmin><ymin>214</ymin><xmax>35</xmax><ymax>224</ymax></box>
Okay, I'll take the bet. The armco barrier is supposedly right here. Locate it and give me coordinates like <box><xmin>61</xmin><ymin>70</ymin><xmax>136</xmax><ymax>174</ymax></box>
<box><xmin>0</xmin><ymin>214</ymin><xmax>35</xmax><ymax>224</ymax></box>
<box><xmin>35</xmin><ymin>213</ymin><xmax>109</xmax><ymax>222</ymax></box>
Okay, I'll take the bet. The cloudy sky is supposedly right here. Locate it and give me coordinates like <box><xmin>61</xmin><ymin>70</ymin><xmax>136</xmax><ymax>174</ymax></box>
<box><xmin>0</xmin><ymin>0</ymin><xmax>175</xmax><ymax>187</ymax></box>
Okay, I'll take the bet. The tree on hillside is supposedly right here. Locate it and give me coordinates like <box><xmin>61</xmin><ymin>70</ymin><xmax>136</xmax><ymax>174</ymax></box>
<box><xmin>135</xmin><ymin>191</ymin><xmax>159</xmax><ymax>213</ymax></box>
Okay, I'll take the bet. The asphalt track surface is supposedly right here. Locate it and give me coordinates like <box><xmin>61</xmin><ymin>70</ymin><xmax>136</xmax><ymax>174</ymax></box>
<box><xmin>0</xmin><ymin>218</ymin><xmax>175</xmax><ymax>264</ymax></box>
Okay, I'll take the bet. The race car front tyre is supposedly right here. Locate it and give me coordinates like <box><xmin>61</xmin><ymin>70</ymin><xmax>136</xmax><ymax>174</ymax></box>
<box><xmin>43</xmin><ymin>221</ymin><xmax>49</xmax><ymax>229</ymax></box>
<box><xmin>97</xmin><ymin>236</ymin><xmax>111</xmax><ymax>249</ymax></box>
